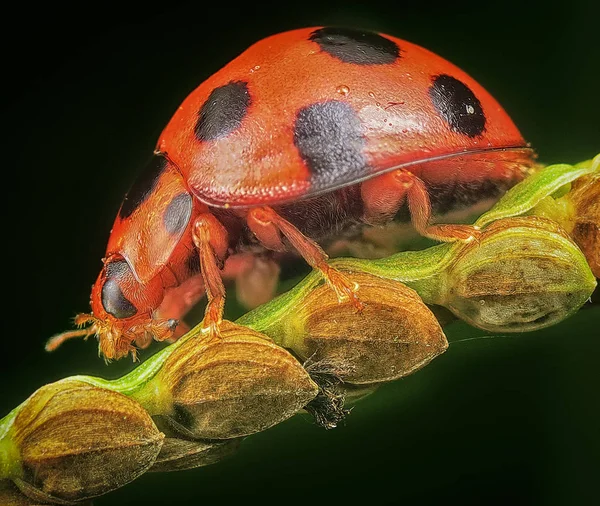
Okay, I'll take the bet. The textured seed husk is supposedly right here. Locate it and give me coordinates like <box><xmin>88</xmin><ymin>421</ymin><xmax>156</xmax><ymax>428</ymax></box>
<box><xmin>158</xmin><ymin>322</ymin><xmax>319</xmax><ymax>439</ymax></box>
<box><xmin>343</xmin><ymin>384</ymin><xmax>380</xmax><ymax>405</ymax></box>
<box><xmin>568</xmin><ymin>172</ymin><xmax>599</xmax><ymax>277</ymax></box>
<box><xmin>441</xmin><ymin>216</ymin><xmax>597</xmax><ymax>332</ymax></box>
<box><xmin>0</xmin><ymin>480</ymin><xmax>32</xmax><ymax>506</ymax></box>
<box><xmin>148</xmin><ymin>435</ymin><xmax>240</xmax><ymax>473</ymax></box>
<box><xmin>285</xmin><ymin>271</ymin><xmax>448</xmax><ymax>385</ymax></box>
<box><xmin>0</xmin><ymin>479</ymin><xmax>81</xmax><ymax>506</ymax></box>
<box><xmin>148</xmin><ymin>421</ymin><xmax>240</xmax><ymax>472</ymax></box>
<box><xmin>9</xmin><ymin>480</ymin><xmax>87</xmax><ymax>506</ymax></box>
<box><xmin>10</xmin><ymin>380</ymin><xmax>163</xmax><ymax>503</ymax></box>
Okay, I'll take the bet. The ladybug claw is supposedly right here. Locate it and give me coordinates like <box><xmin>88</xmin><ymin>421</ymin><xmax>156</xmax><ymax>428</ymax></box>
<box><xmin>465</xmin><ymin>227</ymin><xmax>481</xmax><ymax>245</ymax></box>
<box><xmin>462</xmin><ymin>225</ymin><xmax>482</xmax><ymax>245</ymax></box>
<box><xmin>425</xmin><ymin>224</ymin><xmax>482</xmax><ymax>244</ymax></box>
<box><xmin>200</xmin><ymin>320</ymin><xmax>222</xmax><ymax>343</ymax></box>
<box><xmin>344</xmin><ymin>287</ymin><xmax>365</xmax><ymax>312</ymax></box>
<box><xmin>325</xmin><ymin>268</ymin><xmax>364</xmax><ymax>312</ymax></box>
<box><xmin>200</xmin><ymin>299</ymin><xmax>224</xmax><ymax>343</ymax></box>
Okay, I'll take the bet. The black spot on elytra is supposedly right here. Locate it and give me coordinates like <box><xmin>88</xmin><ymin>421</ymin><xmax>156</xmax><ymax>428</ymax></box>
<box><xmin>101</xmin><ymin>260</ymin><xmax>137</xmax><ymax>319</ymax></box>
<box><xmin>119</xmin><ymin>156</ymin><xmax>167</xmax><ymax>219</ymax></box>
<box><xmin>429</xmin><ymin>74</ymin><xmax>486</xmax><ymax>138</ymax></box>
<box><xmin>163</xmin><ymin>192</ymin><xmax>193</xmax><ymax>235</ymax></box>
<box><xmin>294</xmin><ymin>101</ymin><xmax>367</xmax><ymax>187</ymax></box>
<box><xmin>195</xmin><ymin>81</ymin><xmax>251</xmax><ymax>141</ymax></box>
<box><xmin>309</xmin><ymin>27</ymin><xmax>399</xmax><ymax>65</ymax></box>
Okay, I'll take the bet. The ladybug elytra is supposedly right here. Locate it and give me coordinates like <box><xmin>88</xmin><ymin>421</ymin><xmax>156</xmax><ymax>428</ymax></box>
<box><xmin>48</xmin><ymin>26</ymin><xmax>536</xmax><ymax>360</ymax></box>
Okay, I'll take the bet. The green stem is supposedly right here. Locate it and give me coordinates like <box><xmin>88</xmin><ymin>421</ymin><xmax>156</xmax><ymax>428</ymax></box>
<box><xmin>0</xmin><ymin>156</ymin><xmax>597</xmax><ymax>471</ymax></box>
<box><xmin>238</xmin><ymin>157</ymin><xmax>599</xmax><ymax>335</ymax></box>
<box><xmin>0</xmin><ymin>429</ymin><xmax>22</xmax><ymax>480</ymax></box>
<box><xmin>127</xmin><ymin>373</ymin><xmax>173</xmax><ymax>416</ymax></box>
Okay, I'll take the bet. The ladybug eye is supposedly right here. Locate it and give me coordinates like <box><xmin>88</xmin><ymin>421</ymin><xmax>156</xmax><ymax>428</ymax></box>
<box><xmin>101</xmin><ymin>260</ymin><xmax>138</xmax><ymax>319</ymax></box>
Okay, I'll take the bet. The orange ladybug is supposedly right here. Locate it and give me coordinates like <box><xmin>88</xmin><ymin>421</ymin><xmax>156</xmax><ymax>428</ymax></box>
<box><xmin>48</xmin><ymin>27</ymin><xmax>535</xmax><ymax>360</ymax></box>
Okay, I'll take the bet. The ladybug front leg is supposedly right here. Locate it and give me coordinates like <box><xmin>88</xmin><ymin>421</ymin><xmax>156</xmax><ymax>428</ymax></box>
<box><xmin>192</xmin><ymin>213</ymin><xmax>229</xmax><ymax>340</ymax></box>
<box><xmin>361</xmin><ymin>170</ymin><xmax>481</xmax><ymax>242</ymax></box>
<box><xmin>247</xmin><ymin>206</ymin><xmax>363</xmax><ymax>310</ymax></box>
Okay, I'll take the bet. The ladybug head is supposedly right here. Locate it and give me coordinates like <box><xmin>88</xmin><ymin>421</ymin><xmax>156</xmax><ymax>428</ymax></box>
<box><xmin>47</xmin><ymin>255</ymin><xmax>177</xmax><ymax>360</ymax></box>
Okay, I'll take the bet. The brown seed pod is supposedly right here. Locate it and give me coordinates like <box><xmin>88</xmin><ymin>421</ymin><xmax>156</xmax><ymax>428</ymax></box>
<box><xmin>439</xmin><ymin>216</ymin><xmax>597</xmax><ymax>332</ymax></box>
<box><xmin>148</xmin><ymin>422</ymin><xmax>241</xmax><ymax>473</ymax></box>
<box><xmin>281</xmin><ymin>271</ymin><xmax>448</xmax><ymax>385</ymax></box>
<box><xmin>157</xmin><ymin>322</ymin><xmax>319</xmax><ymax>439</ymax></box>
<box><xmin>9</xmin><ymin>380</ymin><xmax>163</xmax><ymax>504</ymax></box>
<box><xmin>0</xmin><ymin>479</ymin><xmax>70</xmax><ymax>506</ymax></box>
<box><xmin>568</xmin><ymin>171</ymin><xmax>600</xmax><ymax>277</ymax></box>
<box><xmin>148</xmin><ymin>436</ymin><xmax>240</xmax><ymax>473</ymax></box>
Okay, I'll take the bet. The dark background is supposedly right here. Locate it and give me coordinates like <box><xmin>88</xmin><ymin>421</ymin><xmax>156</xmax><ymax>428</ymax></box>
<box><xmin>2</xmin><ymin>1</ymin><xmax>599</xmax><ymax>505</ymax></box>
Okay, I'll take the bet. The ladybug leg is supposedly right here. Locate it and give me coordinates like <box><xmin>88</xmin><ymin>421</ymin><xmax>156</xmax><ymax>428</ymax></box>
<box><xmin>192</xmin><ymin>213</ymin><xmax>229</xmax><ymax>341</ymax></box>
<box><xmin>247</xmin><ymin>206</ymin><xmax>363</xmax><ymax>310</ymax></box>
<box><xmin>153</xmin><ymin>275</ymin><xmax>206</xmax><ymax>340</ymax></box>
<box><xmin>229</xmin><ymin>254</ymin><xmax>281</xmax><ymax>309</ymax></box>
<box><xmin>362</xmin><ymin>170</ymin><xmax>481</xmax><ymax>242</ymax></box>
<box><xmin>361</xmin><ymin>170</ymin><xmax>409</xmax><ymax>225</ymax></box>
<box><xmin>168</xmin><ymin>319</ymin><xmax>191</xmax><ymax>340</ymax></box>
<box><xmin>403</xmin><ymin>172</ymin><xmax>481</xmax><ymax>242</ymax></box>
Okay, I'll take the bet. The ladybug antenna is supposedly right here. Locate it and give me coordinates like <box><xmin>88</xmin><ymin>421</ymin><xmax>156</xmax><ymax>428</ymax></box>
<box><xmin>45</xmin><ymin>313</ymin><xmax>98</xmax><ymax>352</ymax></box>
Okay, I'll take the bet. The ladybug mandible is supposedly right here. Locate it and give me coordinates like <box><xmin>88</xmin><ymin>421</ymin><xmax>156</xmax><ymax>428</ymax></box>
<box><xmin>48</xmin><ymin>27</ymin><xmax>536</xmax><ymax>360</ymax></box>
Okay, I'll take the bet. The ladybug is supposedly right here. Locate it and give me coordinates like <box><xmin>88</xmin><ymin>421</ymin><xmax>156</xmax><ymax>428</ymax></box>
<box><xmin>48</xmin><ymin>26</ymin><xmax>536</xmax><ymax>360</ymax></box>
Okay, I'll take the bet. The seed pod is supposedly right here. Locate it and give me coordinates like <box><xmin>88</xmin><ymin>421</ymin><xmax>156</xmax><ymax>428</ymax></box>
<box><xmin>0</xmin><ymin>480</ymin><xmax>29</xmax><ymax>506</ymax></box>
<box><xmin>343</xmin><ymin>384</ymin><xmax>380</xmax><ymax>405</ymax></box>
<box><xmin>567</xmin><ymin>171</ymin><xmax>599</xmax><ymax>277</ymax></box>
<box><xmin>438</xmin><ymin>216</ymin><xmax>597</xmax><ymax>332</ymax></box>
<box><xmin>149</xmin><ymin>437</ymin><xmax>240</xmax><ymax>473</ymax></box>
<box><xmin>157</xmin><ymin>322</ymin><xmax>319</xmax><ymax>439</ymax></box>
<box><xmin>280</xmin><ymin>271</ymin><xmax>448</xmax><ymax>385</ymax></box>
<box><xmin>1</xmin><ymin>479</ymin><xmax>75</xmax><ymax>506</ymax></box>
<box><xmin>7</xmin><ymin>380</ymin><xmax>163</xmax><ymax>504</ymax></box>
<box><xmin>148</xmin><ymin>422</ymin><xmax>240</xmax><ymax>473</ymax></box>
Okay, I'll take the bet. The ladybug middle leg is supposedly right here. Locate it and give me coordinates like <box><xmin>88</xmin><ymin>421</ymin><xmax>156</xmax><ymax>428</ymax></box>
<box><xmin>247</xmin><ymin>206</ymin><xmax>363</xmax><ymax>310</ymax></box>
<box><xmin>361</xmin><ymin>170</ymin><xmax>481</xmax><ymax>242</ymax></box>
<box><xmin>231</xmin><ymin>254</ymin><xmax>281</xmax><ymax>309</ymax></box>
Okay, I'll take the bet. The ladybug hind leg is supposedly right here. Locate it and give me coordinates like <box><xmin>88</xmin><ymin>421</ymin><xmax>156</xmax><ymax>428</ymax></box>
<box><xmin>247</xmin><ymin>206</ymin><xmax>363</xmax><ymax>311</ymax></box>
<box><xmin>361</xmin><ymin>170</ymin><xmax>481</xmax><ymax>242</ymax></box>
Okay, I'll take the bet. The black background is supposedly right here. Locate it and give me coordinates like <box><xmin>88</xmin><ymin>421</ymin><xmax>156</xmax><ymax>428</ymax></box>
<box><xmin>2</xmin><ymin>1</ymin><xmax>599</xmax><ymax>505</ymax></box>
